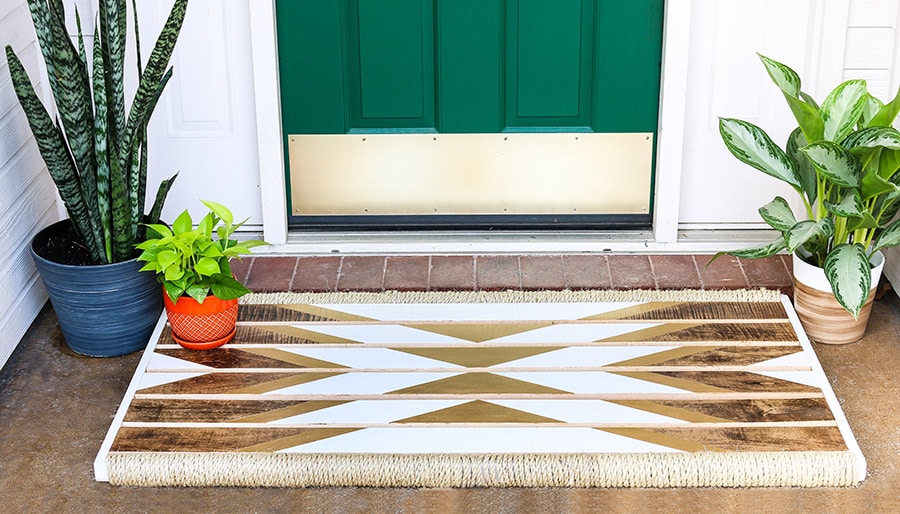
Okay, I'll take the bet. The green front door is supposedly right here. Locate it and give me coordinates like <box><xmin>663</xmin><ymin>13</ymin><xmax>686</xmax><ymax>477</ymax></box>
<box><xmin>277</xmin><ymin>0</ymin><xmax>664</xmax><ymax>228</ymax></box>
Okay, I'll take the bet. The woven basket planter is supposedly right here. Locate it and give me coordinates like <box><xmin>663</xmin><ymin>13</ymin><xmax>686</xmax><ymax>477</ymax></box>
<box><xmin>792</xmin><ymin>252</ymin><xmax>884</xmax><ymax>345</ymax></box>
<box><xmin>163</xmin><ymin>291</ymin><xmax>238</xmax><ymax>350</ymax></box>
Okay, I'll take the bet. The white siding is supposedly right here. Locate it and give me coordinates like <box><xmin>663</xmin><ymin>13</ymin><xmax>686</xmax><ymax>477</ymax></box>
<box><xmin>0</xmin><ymin>1</ymin><xmax>61</xmax><ymax>369</ymax></box>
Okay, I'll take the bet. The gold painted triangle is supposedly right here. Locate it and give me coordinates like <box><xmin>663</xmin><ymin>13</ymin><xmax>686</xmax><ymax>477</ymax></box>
<box><xmin>396</xmin><ymin>400</ymin><xmax>562</xmax><ymax>424</ymax></box>
<box><xmin>609</xmin><ymin>371</ymin><xmax>731</xmax><ymax>393</ymax></box>
<box><xmin>396</xmin><ymin>347</ymin><xmax>559</xmax><ymax>368</ymax></box>
<box><xmin>580</xmin><ymin>302</ymin><xmax>683</xmax><ymax>321</ymax></box>
<box><xmin>231</xmin><ymin>372</ymin><xmax>343</xmax><ymax>394</ymax></box>
<box><xmin>239</xmin><ymin>428</ymin><xmax>361</xmax><ymax>452</ymax></box>
<box><xmin>235</xmin><ymin>401</ymin><xmax>349</xmax><ymax>423</ymax></box>
<box><xmin>607</xmin><ymin>346</ymin><xmax>717</xmax><ymax>367</ymax></box>
<box><xmin>598</xmin><ymin>323</ymin><xmax>703</xmax><ymax>343</ymax></box>
<box><xmin>275</xmin><ymin>304</ymin><xmax>375</xmax><ymax>322</ymax></box>
<box><xmin>259</xmin><ymin>326</ymin><xmax>360</xmax><ymax>344</ymax></box>
<box><xmin>605</xmin><ymin>400</ymin><xmax>730</xmax><ymax>424</ymax></box>
<box><xmin>244</xmin><ymin>348</ymin><xmax>349</xmax><ymax>369</ymax></box>
<box><xmin>599</xmin><ymin>427</ymin><xmax>727</xmax><ymax>452</ymax></box>
<box><xmin>401</xmin><ymin>322</ymin><xmax>550</xmax><ymax>343</ymax></box>
<box><xmin>389</xmin><ymin>373</ymin><xmax>570</xmax><ymax>395</ymax></box>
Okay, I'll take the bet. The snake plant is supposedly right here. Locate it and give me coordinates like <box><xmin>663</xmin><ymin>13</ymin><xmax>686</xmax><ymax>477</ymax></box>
<box><xmin>5</xmin><ymin>0</ymin><xmax>189</xmax><ymax>264</ymax></box>
<box><xmin>714</xmin><ymin>54</ymin><xmax>900</xmax><ymax>318</ymax></box>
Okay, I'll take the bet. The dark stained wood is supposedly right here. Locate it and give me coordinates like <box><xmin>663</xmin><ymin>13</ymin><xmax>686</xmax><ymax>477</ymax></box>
<box><xmin>625</xmin><ymin>371</ymin><xmax>822</xmax><ymax>393</ymax></box>
<box><xmin>602</xmin><ymin>322</ymin><xmax>798</xmax><ymax>342</ymax></box>
<box><xmin>641</xmin><ymin>346</ymin><xmax>801</xmax><ymax>367</ymax></box>
<box><xmin>608</xmin><ymin>398</ymin><xmax>835</xmax><ymax>423</ymax></box>
<box><xmin>122</xmin><ymin>399</ymin><xmax>350</xmax><ymax>423</ymax></box>
<box><xmin>586</xmin><ymin>302</ymin><xmax>788</xmax><ymax>321</ymax></box>
<box><xmin>601</xmin><ymin>426</ymin><xmax>848</xmax><ymax>452</ymax></box>
<box><xmin>111</xmin><ymin>427</ymin><xmax>359</xmax><ymax>452</ymax></box>
<box><xmin>137</xmin><ymin>372</ymin><xmax>344</xmax><ymax>395</ymax></box>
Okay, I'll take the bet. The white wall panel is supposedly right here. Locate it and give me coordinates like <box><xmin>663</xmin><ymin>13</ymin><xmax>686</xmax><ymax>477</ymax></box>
<box><xmin>0</xmin><ymin>1</ymin><xmax>60</xmax><ymax>369</ymax></box>
<box><xmin>677</xmin><ymin>0</ymin><xmax>848</xmax><ymax>228</ymax></box>
<box><xmin>138</xmin><ymin>0</ymin><xmax>263</xmax><ymax>226</ymax></box>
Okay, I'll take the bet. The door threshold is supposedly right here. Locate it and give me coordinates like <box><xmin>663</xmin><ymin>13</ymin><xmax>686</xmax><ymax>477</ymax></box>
<box><xmin>249</xmin><ymin>229</ymin><xmax>778</xmax><ymax>256</ymax></box>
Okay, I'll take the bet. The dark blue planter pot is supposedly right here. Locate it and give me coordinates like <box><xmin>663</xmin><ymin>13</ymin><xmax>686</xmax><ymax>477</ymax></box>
<box><xmin>30</xmin><ymin>220</ymin><xmax>162</xmax><ymax>357</ymax></box>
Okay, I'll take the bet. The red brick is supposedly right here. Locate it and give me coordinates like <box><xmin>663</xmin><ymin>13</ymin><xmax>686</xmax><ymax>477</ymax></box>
<box><xmin>244</xmin><ymin>256</ymin><xmax>298</xmax><ymax>293</ymax></box>
<box><xmin>607</xmin><ymin>255</ymin><xmax>656</xmax><ymax>290</ymax></box>
<box><xmin>520</xmin><ymin>256</ymin><xmax>566</xmax><ymax>291</ymax></box>
<box><xmin>562</xmin><ymin>255</ymin><xmax>611</xmax><ymax>290</ymax></box>
<box><xmin>337</xmin><ymin>256</ymin><xmax>386</xmax><ymax>292</ymax></box>
<box><xmin>429</xmin><ymin>256</ymin><xmax>476</xmax><ymax>291</ymax></box>
<box><xmin>291</xmin><ymin>256</ymin><xmax>342</xmax><ymax>292</ymax></box>
<box><xmin>740</xmin><ymin>255</ymin><xmax>793</xmax><ymax>294</ymax></box>
<box><xmin>476</xmin><ymin>255</ymin><xmax>521</xmax><ymax>291</ymax></box>
<box><xmin>650</xmin><ymin>255</ymin><xmax>702</xmax><ymax>290</ymax></box>
<box><xmin>228</xmin><ymin>257</ymin><xmax>253</xmax><ymax>284</ymax></box>
<box><xmin>384</xmin><ymin>256</ymin><xmax>430</xmax><ymax>291</ymax></box>
<box><xmin>699</xmin><ymin>254</ymin><xmax>749</xmax><ymax>290</ymax></box>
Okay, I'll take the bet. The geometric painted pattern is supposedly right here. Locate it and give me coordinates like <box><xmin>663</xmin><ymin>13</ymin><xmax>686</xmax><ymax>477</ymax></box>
<box><xmin>96</xmin><ymin>296</ymin><xmax>865</xmax><ymax>486</ymax></box>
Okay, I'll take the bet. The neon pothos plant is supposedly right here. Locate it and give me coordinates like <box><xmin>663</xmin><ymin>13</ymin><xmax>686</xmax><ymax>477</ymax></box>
<box><xmin>715</xmin><ymin>54</ymin><xmax>900</xmax><ymax>318</ymax></box>
<box><xmin>5</xmin><ymin>0</ymin><xmax>189</xmax><ymax>264</ymax></box>
<box><xmin>136</xmin><ymin>200</ymin><xmax>268</xmax><ymax>303</ymax></box>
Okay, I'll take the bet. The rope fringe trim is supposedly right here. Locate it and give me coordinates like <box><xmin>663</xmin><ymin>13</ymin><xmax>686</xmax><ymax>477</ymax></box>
<box><xmin>107</xmin><ymin>451</ymin><xmax>857</xmax><ymax>488</ymax></box>
<box><xmin>240</xmin><ymin>289</ymin><xmax>784</xmax><ymax>306</ymax></box>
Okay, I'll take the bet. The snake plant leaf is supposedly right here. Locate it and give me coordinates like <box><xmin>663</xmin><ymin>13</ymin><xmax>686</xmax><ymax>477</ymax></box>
<box><xmin>99</xmin><ymin>0</ymin><xmax>127</xmax><ymax>145</ymax></box>
<box><xmin>868</xmin><ymin>83</ymin><xmax>900</xmax><ymax>128</ymax></box>
<box><xmin>92</xmin><ymin>21</ymin><xmax>113</xmax><ymax>262</ymax></box>
<box><xmin>873</xmin><ymin>218</ymin><xmax>900</xmax><ymax>253</ymax></box>
<box><xmin>824</xmin><ymin>244</ymin><xmax>872</xmax><ymax>319</ymax></box>
<box><xmin>758</xmin><ymin>196</ymin><xmax>797</xmax><ymax>231</ymax></box>
<box><xmin>719</xmin><ymin>118</ymin><xmax>801</xmax><ymax>189</ymax></box>
<box><xmin>786</xmin><ymin>127</ymin><xmax>818</xmax><ymax>206</ymax></box>
<box><xmin>820</xmin><ymin>79</ymin><xmax>868</xmax><ymax>143</ymax></box>
<box><xmin>25</xmin><ymin>0</ymin><xmax>58</xmax><ymax>101</ymax></box>
<box><xmin>148</xmin><ymin>173</ymin><xmax>178</xmax><ymax>225</ymax></box>
<box><xmin>786</xmin><ymin>219</ymin><xmax>834</xmax><ymax>253</ymax></box>
<box><xmin>119</xmin><ymin>0</ymin><xmax>188</xmax><ymax>175</ymax></box>
<box><xmin>5</xmin><ymin>46</ymin><xmax>103</xmax><ymax>263</ymax></box>
<box><xmin>800</xmin><ymin>141</ymin><xmax>862</xmax><ymax>188</ymax></box>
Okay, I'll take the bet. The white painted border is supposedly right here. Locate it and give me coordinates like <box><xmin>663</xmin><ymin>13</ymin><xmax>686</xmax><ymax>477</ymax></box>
<box><xmin>94</xmin><ymin>315</ymin><xmax>169</xmax><ymax>482</ymax></box>
<box><xmin>652</xmin><ymin>0</ymin><xmax>691</xmax><ymax>243</ymax></box>
<box><xmin>249</xmin><ymin>0</ymin><xmax>288</xmax><ymax>245</ymax></box>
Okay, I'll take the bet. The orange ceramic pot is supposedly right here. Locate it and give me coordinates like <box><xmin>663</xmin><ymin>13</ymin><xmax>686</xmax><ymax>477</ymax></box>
<box><xmin>163</xmin><ymin>290</ymin><xmax>238</xmax><ymax>350</ymax></box>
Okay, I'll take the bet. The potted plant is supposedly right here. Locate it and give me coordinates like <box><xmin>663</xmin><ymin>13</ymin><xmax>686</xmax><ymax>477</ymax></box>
<box><xmin>713</xmin><ymin>53</ymin><xmax>900</xmax><ymax>344</ymax></box>
<box><xmin>5</xmin><ymin>0</ymin><xmax>189</xmax><ymax>356</ymax></box>
<box><xmin>136</xmin><ymin>200</ymin><xmax>268</xmax><ymax>350</ymax></box>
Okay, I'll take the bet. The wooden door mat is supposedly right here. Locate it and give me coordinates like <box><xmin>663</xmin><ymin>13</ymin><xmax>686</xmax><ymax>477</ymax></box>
<box><xmin>94</xmin><ymin>290</ymin><xmax>865</xmax><ymax>487</ymax></box>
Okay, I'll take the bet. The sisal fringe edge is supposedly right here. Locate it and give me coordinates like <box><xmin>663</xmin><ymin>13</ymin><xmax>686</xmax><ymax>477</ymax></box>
<box><xmin>107</xmin><ymin>451</ymin><xmax>858</xmax><ymax>488</ymax></box>
<box><xmin>240</xmin><ymin>289</ymin><xmax>783</xmax><ymax>306</ymax></box>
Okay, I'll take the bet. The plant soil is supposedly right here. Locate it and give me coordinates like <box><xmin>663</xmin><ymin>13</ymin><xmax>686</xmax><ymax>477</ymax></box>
<box><xmin>32</xmin><ymin>220</ymin><xmax>97</xmax><ymax>266</ymax></box>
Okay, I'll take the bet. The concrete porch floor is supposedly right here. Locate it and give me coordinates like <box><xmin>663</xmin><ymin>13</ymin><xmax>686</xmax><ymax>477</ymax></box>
<box><xmin>1</xmin><ymin>254</ymin><xmax>898</xmax><ymax>513</ymax></box>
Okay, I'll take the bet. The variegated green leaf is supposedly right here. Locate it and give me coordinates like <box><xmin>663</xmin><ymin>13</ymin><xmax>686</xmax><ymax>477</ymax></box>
<box><xmin>727</xmin><ymin>238</ymin><xmax>787</xmax><ymax>259</ymax></box>
<box><xmin>786</xmin><ymin>127</ymin><xmax>818</xmax><ymax>206</ymax></box>
<box><xmin>800</xmin><ymin>141</ymin><xmax>861</xmax><ymax>188</ymax></box>
<box><xmin>868</xmin><ymin>83</ymin><xmax>900</xmax><ymax>128</ymax></box>
<box><xmin>786</xmin><ymin>219</ymin><xmax>833</xmax><ymax>253</ymax></box>
<box><xmin>873</xmin><ymin>218</ymin><xmax>900</xmax><ymax>252</ymax></box>
<box><xmin>820</xmin><ymin>79</ymin><xmax>867</xmax><ymax>142</ymax></box>
<box><xmin>759</xmin><ymin>54</ymin><xmax>801</xmax><ymax>97</ymax></box>
<box><xmin>758</xmin><ymin>196</ymin><xmax>797</xmax><ymax>231</ymax></box>
<box><xmin>861</xmin><ymin>172</ymin><xmax>897</xmax><ymax>201</ymax></box>
<box><xmin>719</xmin><ymin>118</ymin><xmax>800</xmax><ymax>188</ymax></box>
<box><xmin>862</xmin><ymin>95</ymin><xmax>884</xmax><ymax>126</ymax></box>
<box><xmin>878</xmin><ymin>148</ymin><xmax>900</xmax><ymax>180</ymax></box>
<box><xmin>843</xmin><ymin>126</ymin><xmax>900</xmax><ymax>150</ymax></box>
<box><xmin>825</xmin><ymin>190</ymin><xmax>866</xmax><ymax>218</ymax></box>
<box><xmin>824</xmin><ymin>244</ymin><xmax>872</xmax><ymax>319</ymax></box>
